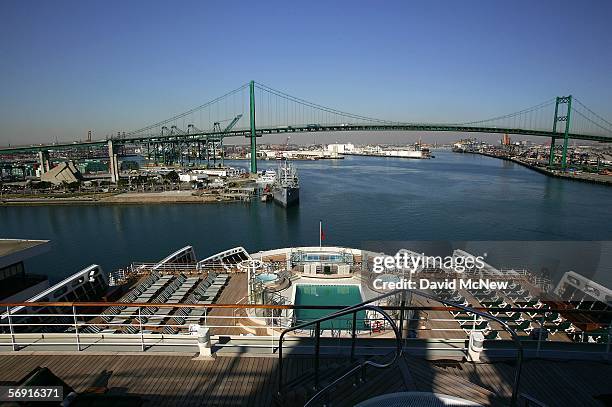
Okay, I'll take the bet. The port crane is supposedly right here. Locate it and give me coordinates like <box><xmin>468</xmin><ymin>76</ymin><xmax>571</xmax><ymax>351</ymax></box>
<box><xmin>212</xmin><ymin>114</ymin><xmax>242</xmax><ymax>166</ymax></box>
<box><xmin>187</xmin><ymin>114</ymin><xmax>242</xmax><ymax>166</ymax></box>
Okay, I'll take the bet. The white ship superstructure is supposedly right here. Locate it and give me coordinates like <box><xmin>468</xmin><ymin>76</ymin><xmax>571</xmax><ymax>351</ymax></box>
<box><xmin>256</xmin><ymin>169</ymin><xmax>277</xmax><ymax>186</ymax></box>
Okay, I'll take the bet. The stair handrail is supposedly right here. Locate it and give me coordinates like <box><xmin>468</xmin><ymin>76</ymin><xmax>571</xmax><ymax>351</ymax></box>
<box><xmin>277</xmin><ymin>288</ymin><xmax>525</xmax><ymax>407</ymax></box>
<box><xmin>278</xmin><ymin>288</ymin><xmax>406</xmax><ymax>402</ymax></box>
<box><xmin>278</xmin><ymin>302</ymin><xmax>402</xmax><ymax>402</ymax></box>
<box><xmin>410</xmin><ymin>289</ymin><xmax>524</xmax><ymax>407</ymax></box>
<box><xmin>302</xmin><ymin>304</ymin><xmax>401</xmax><ymax>407</ymax></box>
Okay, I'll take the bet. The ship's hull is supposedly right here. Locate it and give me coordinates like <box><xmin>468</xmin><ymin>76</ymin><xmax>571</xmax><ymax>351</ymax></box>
<box><xmin>383</xmin><ymin>150</ymin><xmax>431</xmax><ymax>159</ymax></box>
<box><xmin>273</xmin><ymin>186</ymin><xmax>299</xmax><ymax>207</ymax></box>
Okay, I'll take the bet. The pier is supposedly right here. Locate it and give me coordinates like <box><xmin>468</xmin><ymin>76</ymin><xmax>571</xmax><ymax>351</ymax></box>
<box><xmin>473</xmin><ymin>150</ymin><xmax>612</xmax><ymax>186</ymax></box>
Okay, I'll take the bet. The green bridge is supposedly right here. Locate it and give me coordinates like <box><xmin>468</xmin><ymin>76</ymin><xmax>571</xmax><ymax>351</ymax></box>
<box><xmin>1</xmin><ymin>81</ymin><xmax>611</xmax><ymax>178</ymax></box>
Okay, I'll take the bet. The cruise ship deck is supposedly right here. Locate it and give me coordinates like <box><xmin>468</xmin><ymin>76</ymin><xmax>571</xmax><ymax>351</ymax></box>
<box><xmin>0</xmin><ymin>353</ymin><xmax>609</xmax><ymax>406</ymax></box>
<box><xmin>1</xmin><ymin>245</ymin><xmax>610</xmax><ymax>406</ymax></box>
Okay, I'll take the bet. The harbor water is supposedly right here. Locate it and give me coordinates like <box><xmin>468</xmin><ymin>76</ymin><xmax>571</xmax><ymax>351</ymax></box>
<box><xmin>1</xmin><ymin>151</ymin><xmax>612</xmax><ymax>284</ymax></box>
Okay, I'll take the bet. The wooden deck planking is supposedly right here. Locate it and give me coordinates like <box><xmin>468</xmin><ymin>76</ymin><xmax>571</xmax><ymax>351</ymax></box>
<box><xmin>208</xmin><ymin>273</ymin><xmax>252</xmax><ymax>336</ymax></box>
<box><xmin>177</xmin><ymin>354</ymin><xmax>214</xmax><ymax>406</ymax></box>
<box><xmin>183</xmin><ymin>357</ymin><xmax>216</xmax><ymax>407</ymax></box>
<box><xmin>407</xmin><ymin>358</ymin><xmax>494</xmax><ymax>405</ymax></box>
<box><xmin>0</xmin><ymin>354</ymin><xmax>609</xmax><ymax>406</ymax></box>
<box><xmin>155</xmin><ymin>356</ymin><xmax>186</xmax><ymax>406</ymax></box>
<box><xmin>411</xmin><ymin>296</ymin><xmax>467</xmax><ymax>339</ymax></box>
<box><xmin>252</xmin><ymin>357</ymin><xmax>275</xmax><ymax>407</ymax></box>
<box><xmin>237</xmin><ymin>356</ymin><xmax>258</xmax><ymax>406</ymax></box>
<box><xmin>248</xmin><ymin>356</ymin><xmax>270</xmax><ymax>407</ymax></box>
<box><xmin>200</xmin><ymin>355</ymin><xmax>233</xmax><ymax>406</ymax></box>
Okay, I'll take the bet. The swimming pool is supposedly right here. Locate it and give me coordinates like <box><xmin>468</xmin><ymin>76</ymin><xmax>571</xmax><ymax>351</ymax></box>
<box><xmin>294</xmin><ymin>284</ymin><xmax>366</xmax><ymax>330</ymax></box>
<box><xmin>255</xmin><ymin>272</ymin><xmax>279</xmax><ymax>283</ymax></box>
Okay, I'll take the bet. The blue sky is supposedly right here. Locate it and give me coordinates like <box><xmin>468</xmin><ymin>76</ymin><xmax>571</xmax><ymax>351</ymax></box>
<box><xmin>1</xmin><ymin>0</ymin><xmax>611</xmax><ymax>145</ymax></box>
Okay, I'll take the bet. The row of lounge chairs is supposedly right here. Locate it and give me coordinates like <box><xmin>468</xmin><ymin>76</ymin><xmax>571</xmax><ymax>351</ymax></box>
<box><xmin>501</xmin><ymin>283</ymin><xmax>533</xmax><ymax>303</ymax></box>
<box><xmin>432</xmin><ymin>289</ymin><xmax>468</xmax><ymax>306</ymax></box>
<box><xmin>83</xmin><ymin>272</ymin><xmax>230</xmax><ymax>335</ymax></box>
<box><xmin>572</xmin><ymin>328</ymin><xmax>610</xmax><ymax>344</ymax></box>
<box><xmin>433</xmin><ymin>288</ymin><xmax>501</xmax><ymax>339</ymax></box>
<box><xmin>431</xmin><ymin>280</ymin><xmax>586</xmax><ymax>342</ymax></box>
<box><xmin>448</xmin><ymin>309</ymin><xmax>498</xmax><ymax>339</ymax></box>
<box><xmin>476</xmin><ymin>292</ymin><xmax>578</xmax><ymax>336</ymax></box>
<box><xmin>166</xmin><ymin>274</ymin><xmax>230</xmax><ymax>332</ymax></box>
<box><xmin>438</xmin><ymin>287</ymin><xmax>534</xmax><ymax>338</ymax></box>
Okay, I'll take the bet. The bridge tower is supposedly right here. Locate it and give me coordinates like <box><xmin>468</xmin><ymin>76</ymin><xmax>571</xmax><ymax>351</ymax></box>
<box><xmin>549</xmin><ymin>95</ymin><xmax>572</xmax><ymax>169</ymax></box>
<box><xmin>249</xmin><ymin>80</ymin><xmax>257</xmax><ymax>173</ymax></box>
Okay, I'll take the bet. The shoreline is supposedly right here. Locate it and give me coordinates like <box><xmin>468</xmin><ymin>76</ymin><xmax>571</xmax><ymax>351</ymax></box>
<box><xmin>466</xmin><ymin>151</ymin><xmax>612</xmax><ymax>186</ymax></box>
<box><xmin>0</xmin><ymin>191</ymin><xmax>248</xmax><ymax>206</ymax></box>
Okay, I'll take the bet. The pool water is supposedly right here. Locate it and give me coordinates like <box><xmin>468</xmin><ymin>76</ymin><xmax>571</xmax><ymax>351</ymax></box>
<box><xmin>256</xmin><ymin>272</ymin><xmax>279</xmax><ymax>283</ymax></box>
<box><xmin>294</xmin><ymin>284</ymin><xmax>367</xmax><ymax>330</ymax></box>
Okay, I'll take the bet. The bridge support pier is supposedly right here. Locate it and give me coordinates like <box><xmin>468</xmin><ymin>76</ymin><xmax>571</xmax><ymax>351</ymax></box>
<box><xmin>548</xmin><ymin>138</ymin><xmax>556</xmax><ymax>167</ymax></box>
<box><xmin>107</xmin><ymin>140</ymin><xmax>119</xmax><ymax>183</ymax></box>
<box><xmin>37</xmin><ymin>150</ymin><xmax>50</xmax><ymax>175</ymax></box>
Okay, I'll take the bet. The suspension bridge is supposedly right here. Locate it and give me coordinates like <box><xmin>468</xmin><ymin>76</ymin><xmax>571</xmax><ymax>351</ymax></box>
<box><xmin>1</xmin><ymin>81</ymin><xmax>611</xmax><ymax>181</ymax></box>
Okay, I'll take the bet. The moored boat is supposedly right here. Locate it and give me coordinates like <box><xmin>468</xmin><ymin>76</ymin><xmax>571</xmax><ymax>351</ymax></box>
<box><xmin>273</xmin><ymin>160</ymin><xmax>299</xmax><ymax>207</ymax></box>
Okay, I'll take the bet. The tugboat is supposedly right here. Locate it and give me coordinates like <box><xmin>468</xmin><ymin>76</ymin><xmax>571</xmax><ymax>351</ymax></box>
<box><xmin>260</xmin><ymin>185</ymin><xmax>272</xmax><ymax>202</ymax></box>
<box><xmin>273</xmin><ymin>160</ymin><xmax>299</xmax><ymax>207</ymax></box>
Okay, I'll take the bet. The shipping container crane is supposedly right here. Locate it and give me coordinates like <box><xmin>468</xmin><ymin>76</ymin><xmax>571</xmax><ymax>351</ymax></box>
<box><xmin>185</xmin><ymin>114</ymin><xmax>242</xmax><ymax>167</ymax></box>
<box><xmin>211</xmin><ymin>114</ymin><xmax>243</xmax><ymax>166</ymax></box>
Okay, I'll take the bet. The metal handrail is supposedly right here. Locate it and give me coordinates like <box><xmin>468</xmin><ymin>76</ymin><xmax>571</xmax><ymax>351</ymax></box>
<box><xmin>302</xmin><ymin>304</ymin><xmax>401</xmax><ymax>407</ymax></box>
<box><xmin>277</xmin><ymin>288</ymin><xmax>526</xmax><ymax>407</ymax></box>
<box><xmin>278</xmin><ymin>289</ymin><xmax>408</xmax><ymax>405</ymax></box>
<box><xmin>1</xmin><ymin>300</ymin><xmax>610</xmax><ymax>314</ymax></box>
<box><xmin>410</xmin><ymin>289</ymin><xmax>524</xmax><ymax>407</ymax></box>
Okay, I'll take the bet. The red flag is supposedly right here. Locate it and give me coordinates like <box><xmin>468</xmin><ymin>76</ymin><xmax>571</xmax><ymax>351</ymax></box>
<box><xmin>319</xmin><ymin>220</ymin><xmax>325</xmax><ymax>247</ymax></box>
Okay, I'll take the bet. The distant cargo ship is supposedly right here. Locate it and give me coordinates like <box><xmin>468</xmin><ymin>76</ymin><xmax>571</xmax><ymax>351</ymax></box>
<box><xmin>273</xmin><ymin>160</ymin><xmax>299</xmax><ymax>207</ymax></box>
<box><xmin>343</xmin><ymin>143</ymin><xmax>432</xmax><ymax>159</ymax></box>
<box><xmin>383</xmin><ymin>146</ymin><xmax>431</xmax><ymax>159</ymax></box>
<box><xmin>382</xmin><ymin>142</ymin><xmax>431</xmax><ymax>159</ymax></box>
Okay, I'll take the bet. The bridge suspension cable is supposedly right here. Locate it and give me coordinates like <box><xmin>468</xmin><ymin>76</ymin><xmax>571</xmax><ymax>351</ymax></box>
<box><xmin>454</xmin><ymin>98</ymin><xmax>557</xmax><ymax>131</ymax></box>
<box><xmin>253</xmin><ymin>82</ymin><xmax>403</xmax><ymax>127</ymax></box>
<box><xmin>125</xmin><ymin>83</ymin><xmax>250</xmax><ymax>137</ymax></box>
<box><xmin>570</xmin><ymin>98</ymin><xmax>612</xmax><ymax>137</ymax></box>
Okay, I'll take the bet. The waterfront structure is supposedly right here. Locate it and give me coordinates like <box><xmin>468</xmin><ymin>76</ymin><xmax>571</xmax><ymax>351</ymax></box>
<box><xmin>0</xmin><ymin>239</ymin><xmax>50</xmax><ymax>302</ymax></box>
<box><xmin>456</xmin><ymin>138</ymin><xmax>612</xmax><ymax>185</ymax></box>
<box><xmin>327</xmin><ymin>143</ymin><xmax>355</xmax><ymax>154</ymax></box>
<box><xmin>178</xmin><ymin>171</ymin><xmax>208</xmax><ymax>183</ymax></box>
<box><xmin>40</xmin><ymin>161</ymin><xmax>82</xmax><ymax>185</ymax></box>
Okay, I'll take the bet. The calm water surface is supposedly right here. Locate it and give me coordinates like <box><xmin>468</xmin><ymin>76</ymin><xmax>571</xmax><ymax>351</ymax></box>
<box><xmin>1</xmin><ymin>151</ymin><xmax>611</xmax><ymax>283</ymax></box>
